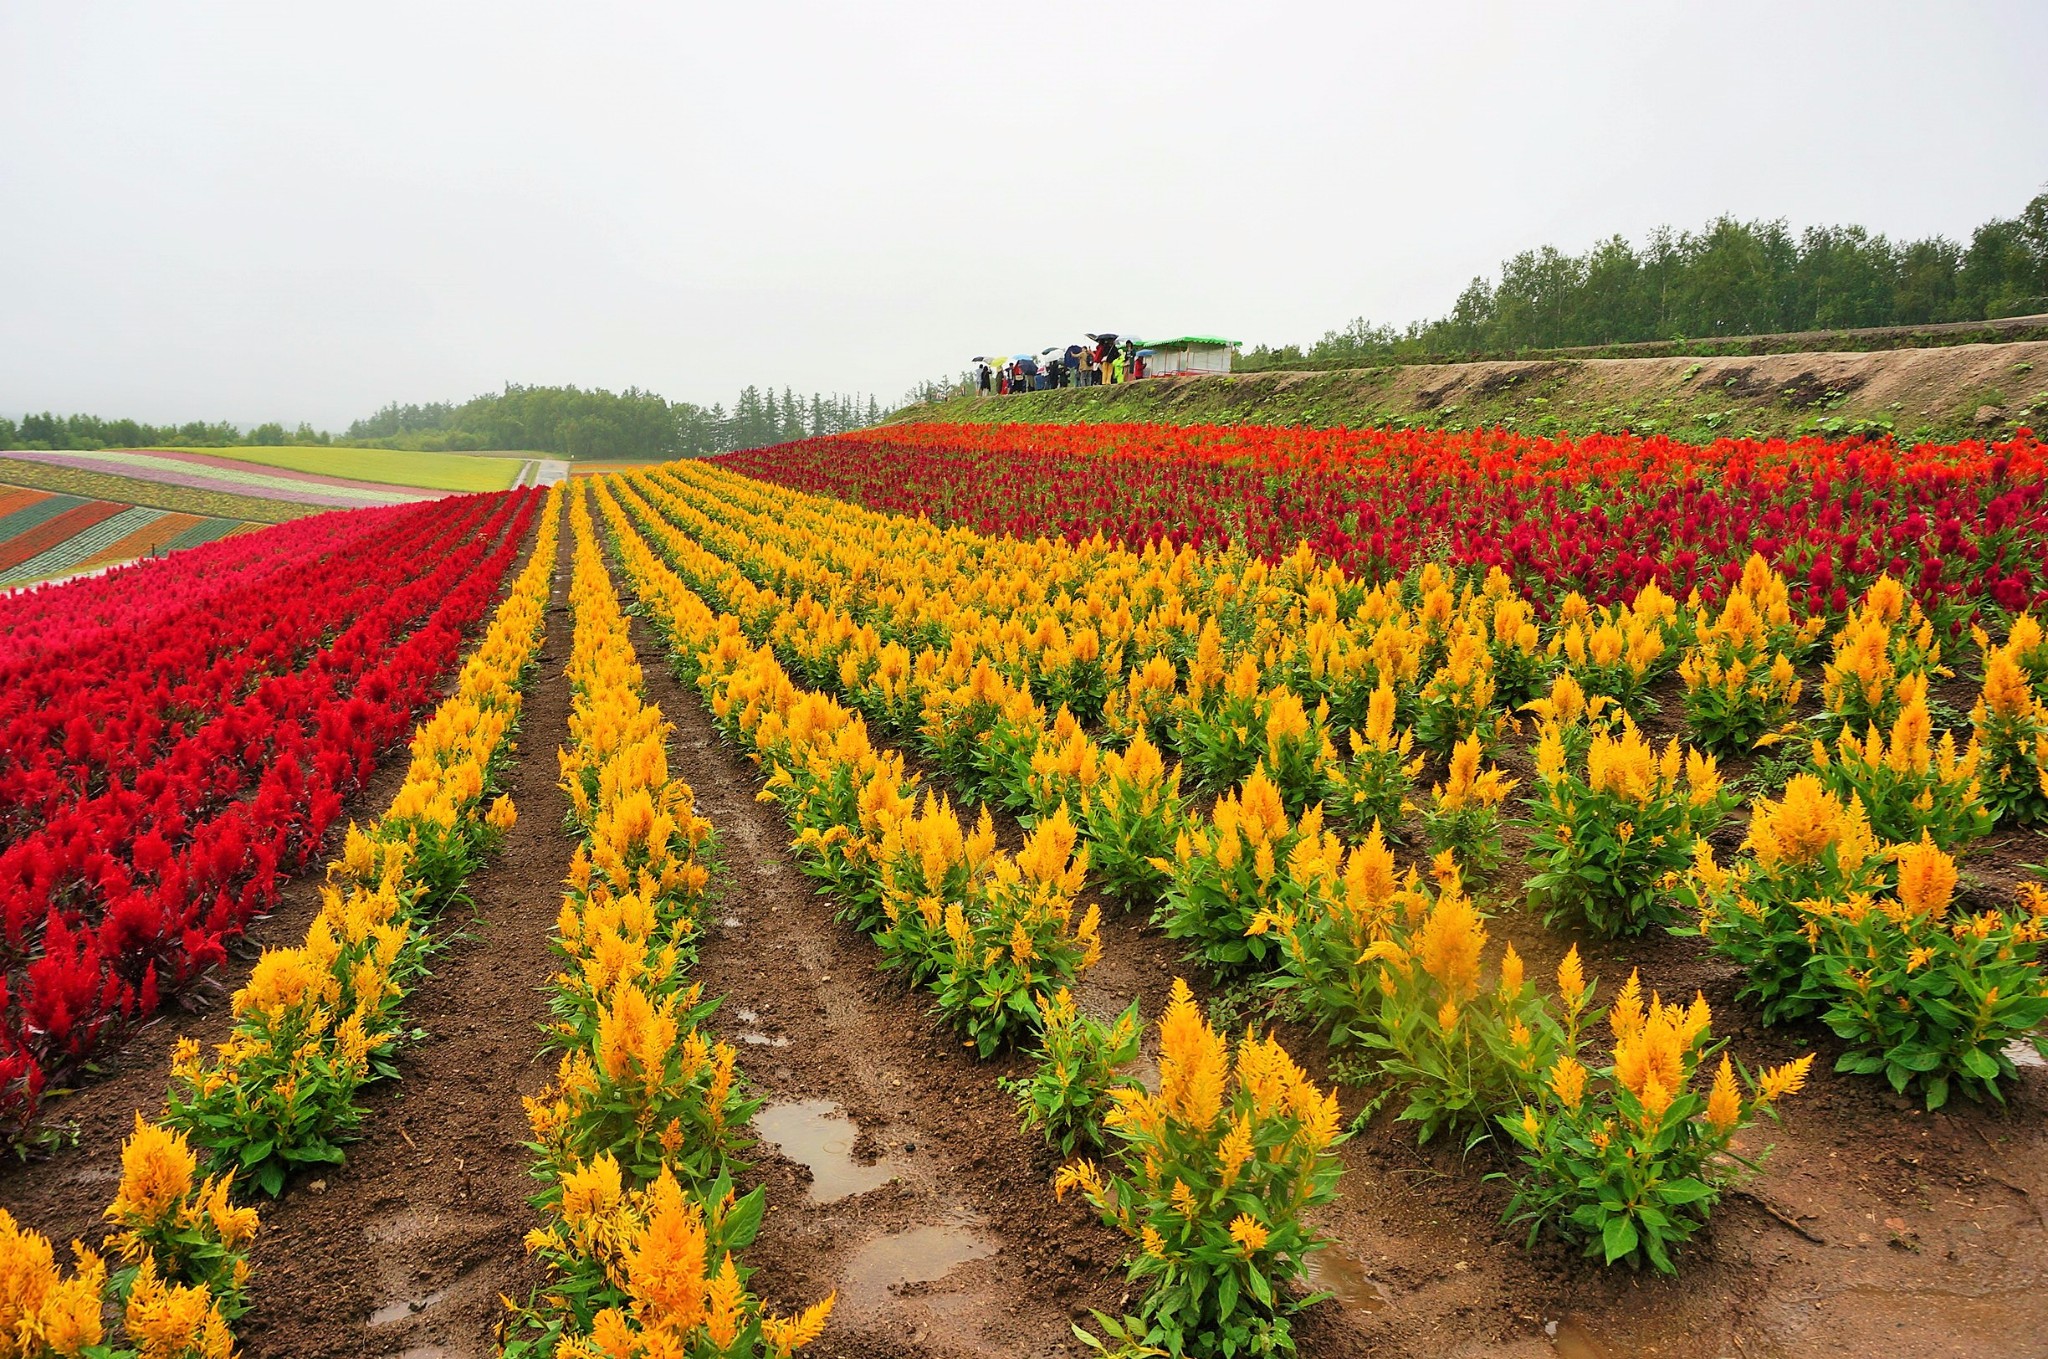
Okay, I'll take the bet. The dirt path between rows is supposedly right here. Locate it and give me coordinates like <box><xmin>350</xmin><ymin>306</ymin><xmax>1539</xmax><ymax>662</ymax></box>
<box><xmin>624</xmin><ymin>597</ymin><xmax>1136</xmax><ymax>1357</ymax></box>
<box><xmin>225</xmin><ymin>520</ymin><xmax>574</xmax><ymax>1358</ymax></box>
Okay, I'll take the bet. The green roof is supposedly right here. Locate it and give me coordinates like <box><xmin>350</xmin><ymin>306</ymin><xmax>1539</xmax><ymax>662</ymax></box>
<box><xmin>1145</xmin><ymin>336</ymin><xmax>1240</xmax><ymax>348</ymax></box>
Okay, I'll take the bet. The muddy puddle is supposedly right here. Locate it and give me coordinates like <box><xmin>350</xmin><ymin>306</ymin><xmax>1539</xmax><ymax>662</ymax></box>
<box><xmin>734</xmin><ymin>1007</ymin><xmax>792</xmax><ymax>1047</ymax></box>
<box><xmin>1303</xmin><ymin>1241</ymin><xmax>1388</xmax><ymax>1312</ymax></box>
<box><xmin>369</xmin><ymin>1288</ymin><xmax>447</xmax><ymax>1328</ymax></box>
<box><xmin>837</xmin><ymin>1219</ymin><xmax>999</xmax><ymax>1316</ymax></box>
<box><xmin>754</xmin><ymin>1098</ymin><xmax>911</xmax><ymax>1201</ymax></box>
<box><xmin>1546</xmin><ymin>1316</ymin><xmax>1615</xmax><ymax>1359</ymax></box>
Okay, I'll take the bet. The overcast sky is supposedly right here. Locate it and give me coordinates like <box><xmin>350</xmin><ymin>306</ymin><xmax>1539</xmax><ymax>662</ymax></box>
<box><xmin>3</xmin><ymin>1</ymin><xmax>2044</xmax><ymax>429</ymax></box>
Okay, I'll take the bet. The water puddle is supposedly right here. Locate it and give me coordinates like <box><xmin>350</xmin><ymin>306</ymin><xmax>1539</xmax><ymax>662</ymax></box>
<box><xmin>737</xmin><ymin>1007</ymin><xmax>759</xmax><ymax>1023</ymax></box>
<box><xmin>1546</xmin><ymin>1316</ymin><xmax>1614</xmax><ymax>1359</ymax></box>
<box><xmin>739</xmin><ymin>1031</ymin><xmax>791</xmax><ymax>1047</ymax></box>
<box><xmin>2004</xmin><ymin>1038</ymin><xmax>2045</xmax><ymax>1069</ymax></box>
<box><xmin>754</xmin><ymin>1099</ymin><xmax>908</xmax><ymax>1202</ymax></box>
<box><xmin>839</xmin><ymin>1221</ymin><xmax>998</xmax><ymax>1315</ymax></box>
<box><xmin>369</xmin><ymin>1289</ymin><xmax>446</xmax><ymax>1328</ymax></box>
<box><xmin>1302</xmin><ymin>1242</ymin><xmax>1387</xmax><ymax>1311</ymax></box>
<box><xmin>721</xmin><ymin>916</ymin><xmax>743</xmax><ymax>930</ymax></box>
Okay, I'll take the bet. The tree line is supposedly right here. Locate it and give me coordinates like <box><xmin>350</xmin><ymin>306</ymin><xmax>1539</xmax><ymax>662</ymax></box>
<box><xmin>1244</xmin><ymin>188</ymin><xmax>2048</xmax><ymax>367</ymax></box>
<box><xmin>344</xmin><ymin>383</ymin><xmax>885</xmax><ymax>458</ymax></box>
<box><xmin>0</xmin><ymin>383</ymin><xmax>887</xmax><ymax>458</ymax></box>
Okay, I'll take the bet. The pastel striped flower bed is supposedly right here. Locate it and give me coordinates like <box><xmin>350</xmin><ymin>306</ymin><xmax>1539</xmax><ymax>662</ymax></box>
<box><xmin>0</xmin><ymin>499</ymin><xmax>125</xmax><ymax>573</ymax></box>
<box><xmin>0</xmin><ymin>506</ymin><xmax>162</xmax><ymax>586</ymax></box>
<box><xmin>3</xmin><ymin>449</ymin><xmax>437</xmax><ymax>507</ymax></box>
<box><xmin>137</xmin><ymin>447</ymin><xmax>453</xmax><ymax>497</ymax></box>
<box><xmin>0</xmin><ymin>508</ymin><xmax>254</xmax><ymax>588</ymax></box>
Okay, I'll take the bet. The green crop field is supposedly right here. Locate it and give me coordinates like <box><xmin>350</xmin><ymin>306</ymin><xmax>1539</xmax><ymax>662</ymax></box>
<box><xmin>181</xmin><ymin>445</ymin><xmax>526</xmax><ymax>492</ymax></box>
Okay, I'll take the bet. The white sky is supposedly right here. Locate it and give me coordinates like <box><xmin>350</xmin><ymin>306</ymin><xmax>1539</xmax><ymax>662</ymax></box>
<box><xmin>3</xmin><ymin>1</ymin><xmax>2044</xmax><ymax>428</ymax></box>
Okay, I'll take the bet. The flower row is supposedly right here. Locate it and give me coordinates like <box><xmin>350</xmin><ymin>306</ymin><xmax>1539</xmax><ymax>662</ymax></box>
<box><xmin>163</xmin><ymin>484</ymin><xmax>561</xmax><ymax>1198</ymax></box>
<box><xmin>502</xmin><ymin>482</ymin><xmax>831</xmax><ymax>1358</ymax></box>
<box><xmin>721</xmin><ymin>421</ymin><xmax>2048</xmax><ymax>616</ymax></box>
<box><xmin>593</xmin><ymin>472</ymin><xmax>1373</xmax><ymax>1347</ymax></box>
<box><xmin>2</xmin><ymin>488</ymin><xmax>563</xmax><ymax>1358</ymax></box>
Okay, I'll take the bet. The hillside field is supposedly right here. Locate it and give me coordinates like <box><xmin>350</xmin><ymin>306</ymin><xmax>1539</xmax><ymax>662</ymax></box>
<box><xmin>913</xmin><ymin>340</ymin><xmax>2048</xmax><ymax>447</ymax></box>
<box><xmin>0</xmin><ymin>405</ymin><xmax>2045</xmax><ymax>1359</ymax></box>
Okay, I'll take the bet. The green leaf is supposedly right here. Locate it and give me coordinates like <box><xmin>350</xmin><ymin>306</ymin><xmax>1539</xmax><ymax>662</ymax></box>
<box><xmin>1658</xmin><ymin>1178</ymin><xmax>1715</xmax><ymax>1205</ymax></box>
<box><xmin>1602</xmin><ymin>1215</ymin><xmax>1639</xmax><ymax>1265</ymax></box>
<box><xmin>723</xmin><ymin>1186</ymin><xmax>766</xmax><ymax>1249</ymax></box>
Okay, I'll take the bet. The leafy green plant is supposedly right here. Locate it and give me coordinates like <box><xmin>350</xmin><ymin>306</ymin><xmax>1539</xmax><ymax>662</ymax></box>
<box><xmin>1002</xmin><ymin>991</ymin><xmax>1143</xmax><ymax>1156</ymax></box>
<box><xmin>1157</xmin><ymin>768</ymin><xmax>1320</xmax><ymax>976</ymax></box>
<box><xmin>1679</xmin><ymin>773</ymin><xmax>1891</xmax><ymax>1024</ymax></box>
<box><xmin>1802</xmin><ymin>839</ymin><xmax>2048</xmax><ymax>1109</ymax></box>
<box><xmin>1079</xmin><ymin>731</ymin><xmax>1189</xmax><ymax>911</ymax></box>
<box><xmin>1525</xmin><ymin>717</ymin><xmax>1732</xmax><ymax>937</ymax></box>
<box><xmin>1057</xmin><ymin>980</ymin><xmax>1346</xmax><ymax>1358</ymax></box>
<box><xmin>1419</xmin><ymin>735</ymin><xmax>1513</xmax><ymax>878</ymax></box>
<box><xmin>1500</xmin><ymin>972</ymin><xmax>1813</xmax><ymax>1275</ymax></box>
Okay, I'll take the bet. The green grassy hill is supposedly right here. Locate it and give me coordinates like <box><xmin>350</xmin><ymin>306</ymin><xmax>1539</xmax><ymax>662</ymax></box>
<box><xmin>907</xmin><ymin>342</ymin><xmax>2048</xmax><ymax>445</ymax></box>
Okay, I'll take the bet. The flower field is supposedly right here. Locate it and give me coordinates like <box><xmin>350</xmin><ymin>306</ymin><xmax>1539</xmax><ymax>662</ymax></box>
<box><xmin>0</xmin><ymin>424</ymin><xmax>2045</xmax><ymax>1358</ymax></box>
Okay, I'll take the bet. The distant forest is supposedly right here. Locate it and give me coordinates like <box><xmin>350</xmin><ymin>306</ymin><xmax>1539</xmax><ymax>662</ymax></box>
<box><xmin>0</xmin><ymin>383</ymin><xmax>884</xmax><ymax>458</ymax></box>
<box><xmin>1243</xmin><ymin>189</ymin><xmax>2048</xmax><ymax>367</ymax></box>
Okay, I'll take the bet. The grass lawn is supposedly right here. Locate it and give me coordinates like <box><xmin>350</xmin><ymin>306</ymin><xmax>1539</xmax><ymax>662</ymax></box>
<box><xmin>169</xmin><ymin>446</ymin><xmax>526</xmax><ymax>492</ymax></box>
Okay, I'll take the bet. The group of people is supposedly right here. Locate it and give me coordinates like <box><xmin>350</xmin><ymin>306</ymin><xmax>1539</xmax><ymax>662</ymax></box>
<box><xmin>975</xmin><ymin>334</ymin><xmax>1146</xmax><ymax>395</ymax></box>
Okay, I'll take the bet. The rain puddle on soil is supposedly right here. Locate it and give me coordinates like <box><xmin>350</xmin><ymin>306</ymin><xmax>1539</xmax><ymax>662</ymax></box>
<box><xmin>754</xmin><ymin>1099</ymin><xmax>909</xmax><ymax>1202</ymax></box>
<box><xmin>838</xmin><ymin>1221</ymin><xmax>998</xmax><ymax>1316</ymax></box>
<box><xmin>2005</xmin><ymin>1038</ymin><xmax>2045</xmax><ymax>1068</ymax></box>
<box><xmin>1302</xmin><ymin>1243</ymin><xmax>1387</xmax><ymax>1311</ymax></box>
<box><xmin>369</xmin><ymin>1289</ymin><xmax>447</xmax><ymax>1328</ymax></box>
<box><xmin>1545</xmin><ymin>1316</ymin><xmax>1614</xmax><ymax>1359</ymax></box>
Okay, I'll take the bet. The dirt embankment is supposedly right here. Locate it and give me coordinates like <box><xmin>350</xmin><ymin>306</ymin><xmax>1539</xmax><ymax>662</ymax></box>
<box><xmin>908</xmin><ymin>342</ymin><xmax>2048</xmax><ymax>445</ymax></box>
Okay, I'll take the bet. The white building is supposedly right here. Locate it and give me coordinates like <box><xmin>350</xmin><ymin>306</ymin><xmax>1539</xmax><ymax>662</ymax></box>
<box><xmin>1142</xmin><ymin>336</ymin><xmax>1240</xmax><ymax>377</ymax></box>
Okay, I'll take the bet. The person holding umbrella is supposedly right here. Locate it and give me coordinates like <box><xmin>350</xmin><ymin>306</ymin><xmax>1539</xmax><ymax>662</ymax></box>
<box><xmin>1090</xmin><ymin>333</ymin><xmax>1118</xmax><ymax>384</ymax></box>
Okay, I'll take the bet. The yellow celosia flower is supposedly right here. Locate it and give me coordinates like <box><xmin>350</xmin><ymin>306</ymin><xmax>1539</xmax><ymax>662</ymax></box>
<box><xmin>1894</xmin><ymin>834</ymin><xmax>1958</xmax><ymax>920</ymax></box>
<box><xmin>1705</xmin><ymin>1055</ymin><xmax>1742</xmax><ymax>1133</ymax></box>
<box><xmin>761</xmin><ymin>1293</ymin><xmax>836</xmax><ymax>1355</ymax></box>
<box><xmin>1412</xmin><ymin>884</ymin><xmax>1486</xmax><ymax>1002</ymax></box>
<box><xmin>1548</xmin><ymin>1056</ymin><xmax>1587</xmax><ymax>1110</ymax></box>
<box><xmin>1756</xmin><ymin>1053</ymin><xmax>1817</xmax><ymax>1103</ymax></box>
<box><xmin>1556</xmin><ymin>946</ymin><xmax>1587</xmax><ymax>1009</ymax></box>
<box><xmin>106</xmin><ymin>1115</ymin><xmax>196</xmax><ymax>1230</ymax></box>
<box><xmin>1228</xmin><ymin>1213</ymin><xmax>1270</xmax><ymax>1256</ymax></box>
